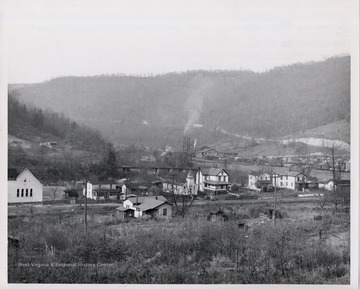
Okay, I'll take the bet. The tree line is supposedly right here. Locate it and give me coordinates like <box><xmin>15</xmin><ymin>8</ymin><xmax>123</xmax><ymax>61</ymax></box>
<box><xmin>8</xmin><ymin>91</ymin><xmax>119</xmax><ymax>182</ymax></box>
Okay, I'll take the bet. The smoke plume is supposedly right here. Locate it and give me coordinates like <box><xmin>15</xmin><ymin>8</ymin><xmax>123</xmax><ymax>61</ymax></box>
<box><xmin>183</xmin><ymin>75</ymin><xmax>213</xmax><ymax>135</ymax></box>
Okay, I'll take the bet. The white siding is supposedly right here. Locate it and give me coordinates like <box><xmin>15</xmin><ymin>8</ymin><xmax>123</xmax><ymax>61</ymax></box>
<box><xmin>8</xmin><ymin>169</ymin><xmax>43</xmax><ymax>203</ymax></box>
<box><xmin>82</xmin><ymin>182</ymin><xmax>94</xmax><ymax>199</ymax></box>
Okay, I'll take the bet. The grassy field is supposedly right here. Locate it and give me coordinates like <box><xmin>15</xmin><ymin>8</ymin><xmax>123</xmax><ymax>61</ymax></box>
<box><xmin>42</xmin><ymin>186</ymin><xmax>66</xmax><ymax>201</ymax></box>
<box><xmin>8</xmin><ymin>199</ymin><xmax>350</xmax><ymax>284</ymax></box>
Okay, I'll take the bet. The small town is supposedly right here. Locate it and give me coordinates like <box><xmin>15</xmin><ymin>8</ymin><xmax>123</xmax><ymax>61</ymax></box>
<box><xmin>7</xmin><ymin>135</ymin><xmax>351</xmax><ymax>284</ymax></box>
<box><xmin>4</xmin><ymin>0</ymin><xmax>356</xmax><ymax>286</ymax></box>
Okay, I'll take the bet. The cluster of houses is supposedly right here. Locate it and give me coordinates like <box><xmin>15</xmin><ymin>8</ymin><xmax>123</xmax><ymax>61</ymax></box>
<box><xmin>194</xmin><ymin>145</ymin><xmax>350</xmax><ymax>173</ymax></box>
<box><xmin>195</xmin><ymin>145</ymin><xmax>239</xmax><ymax>160</ymax></box>
<box><xmin>248</xmin><ymin>168</ymin><xmax>350</xmax><ymax>193</ymax></box>
<box><xmin>8</xmin><ymin>163</ymin><xmax>350</xmax><ymax>215</ymax></box>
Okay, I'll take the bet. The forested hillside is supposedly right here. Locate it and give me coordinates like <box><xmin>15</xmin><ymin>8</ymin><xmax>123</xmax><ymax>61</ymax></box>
<box><xmin>11</xmin><ymin>56</ymin><xmax>350</xmax><ymax>146</ymax></box>
<box><xmin>8</xmin><ymin>93</ymin><xmax>118</xmax><ymax>182</ymax></box>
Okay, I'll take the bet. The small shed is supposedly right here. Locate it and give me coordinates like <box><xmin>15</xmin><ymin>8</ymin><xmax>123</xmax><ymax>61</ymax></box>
<box><xmin>115</xmin><ymin>207</ymin><xmax>134</xmax><ymax>221</ymax></box>
<box><xmin>207</xmin><ymin>210</ymin><xmax>229</xmax><ymax>222</ymax></box>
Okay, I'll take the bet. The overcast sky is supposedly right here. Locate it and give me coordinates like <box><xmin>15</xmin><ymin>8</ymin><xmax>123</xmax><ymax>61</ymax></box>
<box><xmin>1</xmin><ymin>0</ymin><xmax>357</xmax><ymax>83</ymax></box>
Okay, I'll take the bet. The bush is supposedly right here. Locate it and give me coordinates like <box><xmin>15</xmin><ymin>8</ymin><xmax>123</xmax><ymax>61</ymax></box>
<box><xmin>8</xmin><ymin>210</ymin><xmax>350</xmax><ymax>284</ymax></box>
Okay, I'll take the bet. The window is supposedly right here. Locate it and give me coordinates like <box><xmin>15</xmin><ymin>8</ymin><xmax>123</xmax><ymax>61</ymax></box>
<box><xmin>286</xmin><ymin>176</ymin><xmax>288</xmax><ymax>180</ymax></box>
<box><xmin>26</xmin><ymin>189</ymin><xmax>28</xmax><ymax>197</ymax></box>
<box><xmin>21</xmin><ymin>189</ymin><xmax>24</xmax><ymax>197</ymax></box>
<box><xmin>291</xmin><ymin>183</ymin><xmax>293</xmax><ymax>187</ymax></box>
<box><xmin>280</xmin><ymin>176</ymin><xmax>283</xmax><ymax>180</ymax></box>
<box><xmin>17</xmin><ymin>189</ymin><xmax>19</xmax><ymax>197</ymax></box>
<box><xmin>30</xmin><ymin>189</ymin><xmax>33</xmax><ymax>197</ymax></box>
<box><xmin>286</xmin><ymin>182</ymin><xmax>288</xmax><ymax>186</ymax></box>
<box><xmin>163</xmin><ymin>208</ymin><xmax>167</xmax><ymax>216</ymax></box>
<box><xmin>280</xmin><ymin>182</ymin><xmax>283</xmax><ymax>186</ymax></box>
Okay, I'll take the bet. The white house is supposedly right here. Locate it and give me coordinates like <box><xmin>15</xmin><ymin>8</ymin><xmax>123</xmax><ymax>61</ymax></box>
<box><xmin>8</xmin><ymin>168</ymin><xmax>43</xmax><ymax>203</ymax></box>
<box><xmin>248</xmin><ymin>170</ymin><xmax>304</xmax><ymax>191</ymax></box>
<box><xmin>162</xmin><ymin>170</ymin><xmax>198</xmax><ymax>195</ymax></box>
<box><xmin>118</xmin><ymin>196</ymin><xmax>172</xmax><ymax>219</ymax></box>
<box><xmin>196</xmin><ymin>168</ymin><xmax>230</xmax><ymax>193</ymax></box>
<box><xmin>83</xmin><ymin>180</ymin><xmax>119</xmax><ymax>200</ymax></box>
<box><xmin>319</xmin><ymin>179</ymin><xmax>334</xmax><ymax>191</ymax></box>
<box><xmin>272</xmin><ymin>171</ymin><xmax>300</xmax><ymax>190</ymax></box>
<box><xmin>248</xmin><ymin>171</ymin><xmax>272</xmax><ymax>190</ymax></box>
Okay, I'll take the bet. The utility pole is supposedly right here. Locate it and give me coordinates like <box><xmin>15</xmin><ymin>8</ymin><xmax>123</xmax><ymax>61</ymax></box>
<box><xmin>273</xmin><ymin>173</ymin><xmax>277</xmax><ymax>226</ymax></box>
<box><xmin>84</xmin><ymin>179</ymin><xmax>88</xmax><ymax>238</ymax></box>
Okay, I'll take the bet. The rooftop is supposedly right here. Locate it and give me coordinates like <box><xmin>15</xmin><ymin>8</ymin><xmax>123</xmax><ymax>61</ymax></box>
<box><xmin>127</xmin><ymin>196</ymin><xmax>170</xmax><ymax>212</ymax></box>
<box><xmin>201</xmin><ymin>168</ymin><xmax>228</xmax><ymax>176</ymax></box>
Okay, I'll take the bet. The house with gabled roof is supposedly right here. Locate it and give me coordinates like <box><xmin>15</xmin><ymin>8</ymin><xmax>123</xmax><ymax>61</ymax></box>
<box><xmin>195</xmin><ymin>148</ymin><xmax>219</xmax><ymax>159</ymax></box>
<box><xmin>248</xmin><ymin>169</ymin><xmax>308</xmax><ymax>191</ymax></box>
<box><xmin>248</xmin><ymin>171</ymin><xmax>272</xmax><ymax>190</ymax></box>
<box><xmin>162</xmin><ymin>170</ymin><xmax>198</xmax><ymax>195</ymax></box>
<box><xmin>83</xmin><ymin>179</ymin><xmax>120</xmax><ymax>200</ymax></box>
<box><xmin>196</xmin><ymin>168</ymin><xmax>230</xmax><ymax>194</ymax></box>
<box><xmin>116</xmin><ymin>195</ymin><xmax>172</xmax><ymax>220</ymax></box>
<box><xmin>8</xmin><ymin>168</ymin><xmax>43</xmax><ymax>203</ymax></box>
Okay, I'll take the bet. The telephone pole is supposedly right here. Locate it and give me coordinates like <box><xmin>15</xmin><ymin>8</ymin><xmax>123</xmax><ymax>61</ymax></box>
<box><xmin>84</xmin><ymin>179</ymin><xmax>88</xmax><ymax>238</ymax></box>
<box><xmin>273</xmin><ymin>174</ymin><xmax>277</xmax><ymax>226</ymax></box>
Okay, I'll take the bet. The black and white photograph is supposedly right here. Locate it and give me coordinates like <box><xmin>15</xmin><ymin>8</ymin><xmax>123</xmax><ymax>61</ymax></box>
<box><xmin>1</xmin><ymin>0</ymin><xmax>359</xmax><ymax>286</ymax></box>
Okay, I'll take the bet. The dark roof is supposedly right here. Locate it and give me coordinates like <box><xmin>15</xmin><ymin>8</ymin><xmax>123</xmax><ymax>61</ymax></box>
<box><xmin>8</xmin><ymin>168</ymin><xmax>18</xmax><ymax>180</ymax></box>
<box><xmin>127</xmin><ymin>195</ymin><xmax>168</xmax><ymax>204</ymax></box>
<box><xmin>163</xmin><ymin>179</ymin><xmax>185</xmax><ymax>186</ymax></box>
<box><xmin>201</xmin><ymin>168</ymin><xmax>228</xmax><ymax>176</ymax></box>
<box><xmin>115</xmin><ymin>207</ymin><xmax>133</xmax><ymax>212</ymax></box>
<box><xmin>198</xmin><ymin>145</ymin><xmax>212</xmax><ymax>150</ymax></box>
<box><xmin>127</xmin><ymin>196</ymin><xmax>170</xmax><ymax>211</ymax></box>
<box><xmin>124</xmin><ymin>182</ymin><xmax>151</xmax><ymax>190</ymax></box>
<box><xmin>249</xmin><ymin>171</ymin><xmax>264</xmax><ymax>176</ymax></box>
<box><xmin>90</xmin><ymin>179</ymin><xmax>117</xmax><ymax>185</ymax></box>
<box><xmin>215</xmin><ymin>210</ymin><xmax>225</xmax><ymax>215</ymax></box>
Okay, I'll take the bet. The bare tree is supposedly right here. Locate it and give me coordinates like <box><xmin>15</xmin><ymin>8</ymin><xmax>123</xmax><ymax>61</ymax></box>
<box><xmin>293</xmin><ymin>143</ymin><xmax>314</xmax><ymax>192</ymax></box>
<box><xmin>325</xmin><ymin>145</ymin><xmax>342</xmax><ymax>184</ymax></box>
<box><xmin>171</xmin><ymin>174</ymin><xmax>195</xmax><ymax>219</ymax></box>
<box><xmin>173</xmin><ymin>189</ymin><xmax>195</xmax><ymax>219</ymax></box>
<box><xmin>324</xmin><ymin>145</ymin><xmax>347</xmax><ymax>212</ymax></box>
<box><xmin>294</xmin><ymin>164</ymin><xmax>313</xmax><ymax>192</ymax></box>
<box><xmin>52</xmin><ymin>187</ymin><xmax>59</xmax><ymax>200</ymax></box>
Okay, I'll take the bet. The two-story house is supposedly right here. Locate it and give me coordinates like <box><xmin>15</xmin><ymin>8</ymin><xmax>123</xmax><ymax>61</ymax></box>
<box><xmin>83</xmin><ymin>179</ymin><xmax>120</xmax><ymax>200</ymax></box>
<box><xmin>248</xmin><ymin>171</ymin><xmax>273</xmax><ymax>191</ymax></box>
<box><xmin>162</xmin><ymin>170</ymin><xmax>198</xmax><ymax>195</ymax></box>
<box><xmin>196</xmin><ymin>168</ymin><xmax>230</xmax><ymax>194</ymax></box>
